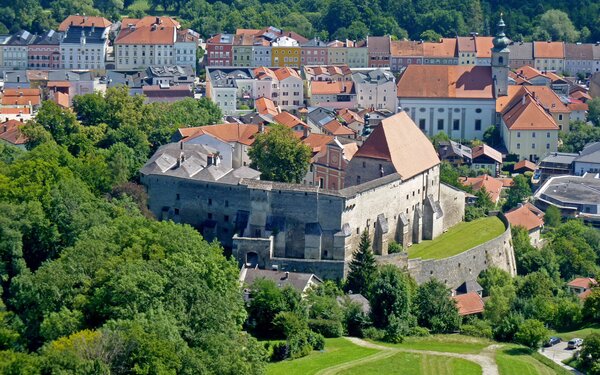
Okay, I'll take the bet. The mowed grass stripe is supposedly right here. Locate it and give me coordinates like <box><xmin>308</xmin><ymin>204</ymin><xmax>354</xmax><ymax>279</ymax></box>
<box><xmin>496</xmin><ymin>346</ymin><xmax>556</xmax><ymax>375</ymax></box>
<box><xmin>267</xmin><ymin>338</ymin><xmax>378</xmax><ymax>375</ymax></box>
<box><xmin>408</xmin><ymin>216</ymin><xmax>506</xmax><ymax>260</ymax></box>
<box><xmin>341</xmin><ymin>352</ymin><xmax>481</xmax><ymax>375</ymax></box>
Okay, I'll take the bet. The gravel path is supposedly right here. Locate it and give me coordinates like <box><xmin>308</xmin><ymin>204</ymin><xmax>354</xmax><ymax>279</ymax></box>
<box><xmin>336</xmin><ymin>337</ymin><xmax>501</xmax><ymax>375</ymax></box>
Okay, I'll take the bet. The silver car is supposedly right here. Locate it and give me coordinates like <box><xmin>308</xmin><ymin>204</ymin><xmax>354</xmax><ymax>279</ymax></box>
<box><xmin>567</xmin><ymin>338</ymin><xmax>583</xmax><ymax>349</ymax></box>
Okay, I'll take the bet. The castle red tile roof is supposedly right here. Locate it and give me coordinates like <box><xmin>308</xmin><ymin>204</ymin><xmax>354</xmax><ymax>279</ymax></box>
<box><xmin>457</xmin><ymin>36</ymin><xmax>476</xmax><ymax>52</ymax></box>
<box><xmin>453</xmin><ymin>292</ymin><xmax>485</xmax><ymax>316</ymax></box>
<box><xmin>58</xmin><ymin>15</ymin><xmax>111</xmax><ymax>31</ymax></box>
<box><xmin>397</xmin><ymin>65</ymin><xmax>493</xmax><ymax>99</ymax></box>
<box><xmin>475</xmin><ymin>37</ymin><xmax>494</xmax><ymax>58</ymax></box>
<box><xmin>505</xmin><ymin>204</ymin><xmax>545</xmax><ymax>231</ymax></box>
<box><xmin>353</xmin><ymin>112</ymin><xmax>440</xmax><ymax>180</ymax></box>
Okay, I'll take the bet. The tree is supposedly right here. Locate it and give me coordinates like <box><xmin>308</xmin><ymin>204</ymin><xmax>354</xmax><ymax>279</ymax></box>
<box><xmin>544</xmin><ymin>206</ymin><xmax>561</xmax><ymax>228</ymax></box>
<box><xmin>589</xmin><ymin>97</ymin><xmax>600</xmax><ymax>127</ymax></box>
<box><xmin>515</xmin><ymin>319</ymin><xmax>549</xmax><ymax>349</ymax></box>
<box><xmin>369</xmin><ymin>265</ymin><xmax>414</xmax><ymax>329</ymax></box>
<box><xmin>483</xmin><ymin>126</ymin><xmax>501</xmax><ymax>148</ymax></box>
<box><xmin>414</xmin><ymin>279</ymin><xmax>460</xmax><ymax>333</ymax></box>
<box><xmin>419</xmin><ymin>30</ymin><xmax>442</xmax><ymax>42</ymax></box>
<box><xmin>345</xmin><ymin>229</ymin><xmax>377</xmax><ymax>296</ymax></box>
<box><xmin>581</xmin><ymin>333</ymin><xmax>600</xmax><ymax>372</ymax></box>
<box><xmin>32</xmin><ymin>101</ymin><xmax>81</xmax><ymax>147</ymax></box>
<box><xmin>246</xmin><ymin>279</ymin><xmax>302</xmax><ymax>338</ymax></box>
<box><xmin>248</xmin><ymin>125</ymin><xmax>312</xmax><ymax>183</ymax></box>
<box><xmin>584</xmin><ymin>289</ymin><xmax>600</xmax><ymax>322</ymax></box>
<box><xmin>504</xmin><ymin>175</ymin><xmax>531</xmax><ymax>210</ymax></box>
<box><xmin>560</xmin><ymin>121</ymin><xmax>600</xmax><ymax>152</ymax></box>
<box><xmin>536</xmin><ymin>10</ymin><xmax>580</xmax><ymax>42</ymax></box>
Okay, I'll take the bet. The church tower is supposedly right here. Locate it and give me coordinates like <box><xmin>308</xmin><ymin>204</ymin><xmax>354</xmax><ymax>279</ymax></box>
<box><xmin>491</xmin><ymin>14</ymin><xmax>510</xmax><ymax>97</ymax></box>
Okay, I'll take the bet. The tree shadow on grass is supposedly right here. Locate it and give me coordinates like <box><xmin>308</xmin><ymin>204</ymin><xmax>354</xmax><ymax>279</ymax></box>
<box><xmin>503</xmin><ymin>347</ymin><xmax>533</xmax><ymax>356</ymax></box>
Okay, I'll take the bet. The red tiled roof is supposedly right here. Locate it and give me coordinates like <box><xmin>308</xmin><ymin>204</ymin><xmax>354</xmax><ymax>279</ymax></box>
<box><xmin>505</xmin><ymin>204</ymin><xmax>544</xmax><ymax>231</ymax></box>
<box><xmin>579</xmin><ymin>289</ymin><xmax>593</xmax><ymax>300</ymax></box>
<box><xmin>453</xmin><ymin>292</ymin><xmax>485</xmax><ymax>316</ymax></box>
<box><xmin>311</xmin><ymin>81</ymin><xmax>354</xmax><ymax>95</ymax></box>
<box><xmin>568</xmin><ymin>101</ymin><xmax>588</xmax><ymax>111</ymax></box>
<box><xmin>58</xmin><ymin>15</ymin><xmax>111</xmax><ymax>31</ymax></box>
<box><xmin>397</xmin><ymin>65</ymin><xmax>493</xmax><ymax>99</ymax></box>
<box><xmin>534</xmin><ymin>41</ymin><xmax>565</xmax><ymax>59</ymax></box>
<box><xmin>423</xmin><ymin>38</ymin><xmax>457</xmax><ymax>58</ymax></box>
<box><xmin>255</xmin><ymin>97</ymin><xmax>279</xmax><ymax>117</ymax></box>
<box><xmin>273</xmin><ymin>112</ymin><xmax>307</xmax><ymax>129</ymax></box>
<box><xmin>53</xmin><ymin>92</ymin><xmax>70</xmax><ymax>108</ymax></box>
<box><xmin>302</xmin><ymin>133</ymin><xmax>335</xmax><ymax>153</ymax></box>
<box><xmin>0</xmin><ymin>107</ymin><xmax>30</xmax><ymax>115</ymax></box>
<box><xmin>322</xmin><ymin>119</ymin><xmax>355</xmax><ymax>136</ymax></box>
<box><xmin>514</xmin><ymin>159</ymin><xmax>537</xmax><ymax>172</ymax></box>
<box><xmin>353</xmin><ymin>112</ymin><xmax>440</xmax><ymax>180</ymax></box>
<box><xmin>274</xmin><ymin>67</ymin><xmax>301</xmax><ymax>81</ymax></box>
<box><xmin>457</xmin><ymin>36</ymin><xmax>476</xmax><ymax>53</ymax></box>
<box><xmin>181</xmin><ymin>124</ymin><xmax>260</xmax><ymax>146</ymax></box>
<box><xmin>1</xmin><ymin>96</ymin><xmax>41</xmax><ymax>106</ymax></box>
<box><xmin>390</xmin><ymin>40</ymin><xmax>424</xmax><ymax>57</ymax></box>
<box><xmin>4</xmin><ymin>88</ymin><xmax>41</xmax><ymax>97</ymax></box>
<box><xmin>0</xmin><ymin>120</ymin><xmax>28</xmax><ymax>145</ymax></box>
<box><xmin>475</xmin><ymin>37</ymin><xmax>494</xmax><ymax>58</ymax></box>
<box><xmin>253</xmin><ymin>67</ymin><xmax>277</xmax><ymax>80</ymax></box>
<box><xmin>568</xmin><ymin>278</ymin><xmax>598</xmax><ymax>289</ymax></box>
<box><xmin>115</xmin><ymin>17</ymin><xmax>177</xmax><ymax>45</ymax></box>
<box><xmin>460</xmin><ymin>174</ymin><xmax>504</xmax><ymax>203</ymax></box>
<box><xmin>502</xmin><ymin>90</ymin><xmax>559</xmax><ymax>131</ymax></box>
<box><xmin>337</xmin><ymin>108</ymin><xmax>364</xmax><ymax>124</ymax></box>
<box><xmin>570</xmin><ymin>91</ymin><xmax>592</xmax><ymax>101</ymax></box>
<box><xmin>471</xmin><ymin>144</ymin><xmax>502</xmax><ymax>164</ymax></box>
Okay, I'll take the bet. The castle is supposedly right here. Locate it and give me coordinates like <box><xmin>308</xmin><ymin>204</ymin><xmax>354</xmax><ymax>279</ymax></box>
<box><xmin>140</xmin><ymin>112</ymin><xmax>481</xmax><ymax>279</ymax></box>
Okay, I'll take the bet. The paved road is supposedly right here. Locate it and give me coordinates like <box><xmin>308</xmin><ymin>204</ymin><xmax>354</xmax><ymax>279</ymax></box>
<box><xmin>538</xmin><ymin>342</ymin><xmax>584</xmax><ymax>374</ymax></box>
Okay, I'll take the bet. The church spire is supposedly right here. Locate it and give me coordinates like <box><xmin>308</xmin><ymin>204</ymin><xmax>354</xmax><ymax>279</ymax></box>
<box><xmin>493</xmin><ymin>13</ymin><xmax>510</xmax><ymax>51</ymax></box>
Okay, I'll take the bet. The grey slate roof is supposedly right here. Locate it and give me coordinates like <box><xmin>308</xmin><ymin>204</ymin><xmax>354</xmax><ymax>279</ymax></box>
<box><xmin>140</xmin><ymin>143</ymin><xmax>260</xmax><ymax>183</ymax></box>
<box><xmin>62</xmin><ymin>26</ymin><xmax>106</xmax><ymax>44</ymax></box>
<box><xmin>337</xmin><ymin>294</ymin><xmax>371</xmax><ymax>314</ymax></box>
<box><xmin>242</xmin><ymin>268</ymin><xmax>322</xmax><ymax>293</ymax></box>
<box><xmin>575</xmin><ymin>142</ymin><xmax>600</xmax><ymax>164</ymax></box>
<box><xmin>537</xmin><ymin>174</ymin><xmax>600</xmax><ymax>206</ymax></box>
<box><xmin>456</xmin><ymin>280</ymin><xmax>483</xmax><ymax>294</ymax></box>
<box><xmin>508</xmin><ymin>42</ymin><xmax>533</xmax><ymax>60</ymax></box>
<box><xmin>48</xmin><ymin>70</ymin><xmax>93</xmax><ymax>81</ymax></box>
<box><xmin>207</xmin><ymin>67</ymin><xmax>254</xmax><ymax>88</ymax></box>
<box><xmin>540</xmin><ymin>152</ymin><xmax>578</xmax><ymax>165</ymax></box>
<box><xmin>438</xmin><ymin>140</ymin><xmax>472</xmax><ymax>160</ymax></box>
<box><xmin>352</xmin><ymin>69</ymin><xmax>394</xmax><ymax>84</ymax></box>
<box><xmin>5</xmin><ymin>30</ymin><xmax>35</xmax><ymax>46</ymax></box>
<box><xmin>565</xmin><ymin>43</ymin><xmax>594</xmax><ymax>60</ymax></box>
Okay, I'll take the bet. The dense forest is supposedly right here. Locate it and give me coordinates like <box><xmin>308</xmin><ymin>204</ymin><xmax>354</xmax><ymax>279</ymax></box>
<box><xmin>1</xmin><ymin>0</ymin><xmax>599</xmax><ymax>43</ymax></box>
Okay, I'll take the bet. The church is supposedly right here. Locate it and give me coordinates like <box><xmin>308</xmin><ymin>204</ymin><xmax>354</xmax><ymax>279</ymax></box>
<box><xmin>397</xmin><ymin>16</ymin><xmax>511</xmax><ymax>141</ymax></box>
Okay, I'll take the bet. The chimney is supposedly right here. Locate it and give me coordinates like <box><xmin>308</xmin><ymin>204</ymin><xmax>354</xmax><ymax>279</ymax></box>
<box><xmin>303</xmin><ymin>126</ymin><xmax>309</xmax><ymax>138</ymax></box>
<box><xmin>156</xmin><ymin>16</ymin><xmax>161</xmax><ymax>25</ymax></box>
<box><xmin>283</xmin><ymin>271</ymin><xmax>289</xmax><ymax>280</ymax></box>
<box><xmin>19</xmin><ymin>118</ymin><xmax>23</xmax><ymax>123</ymax></box>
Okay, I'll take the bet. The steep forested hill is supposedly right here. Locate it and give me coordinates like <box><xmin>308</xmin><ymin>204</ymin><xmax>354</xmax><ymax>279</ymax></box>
<box><xmin>1</xmin><ymin>0</ymin><xmax>599</xmax><ymax>42</ymax></box>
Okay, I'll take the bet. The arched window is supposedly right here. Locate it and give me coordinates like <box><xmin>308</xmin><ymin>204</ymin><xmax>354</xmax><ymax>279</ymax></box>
<box><xmin>499</xmin><ymin>56</ymin><xmax>504</xmax><ymax>64</ymax></box>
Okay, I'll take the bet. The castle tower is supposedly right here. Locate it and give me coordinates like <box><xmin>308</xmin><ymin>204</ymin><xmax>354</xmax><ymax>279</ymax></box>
<box><xmin>491</xmin><ymin>14</ymin><xmax>510</xmax><ymax>97</ymax></box>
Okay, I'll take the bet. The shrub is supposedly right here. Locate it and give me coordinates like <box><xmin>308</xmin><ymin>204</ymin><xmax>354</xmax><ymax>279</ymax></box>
<box><xmin>465</xmin><ymin>206</ymin><xmax>486</xmax><ymax>222</ymax></box>
<box><xmin>307</xmin><ymin>331</ymin><xmax>326</xmax><ymax>351</ymax></box>
<box><xmin>308</xmin><ymin>319</ymin><xmax>343</xmax><ymax>338</ymax></box>
<box><xmin>288</xmin><ymin>332</ymin><xmax>313</xmax><ymax>359</ymax></box>
<box><xmin>362</xmin><ymin>327</ymin><xmax>385</xmax><ymax>341</ymax></box>
<box><xmin>460</xmin><ymin>320</ymin><xmax>493</xmax><ymax>339</ymax></box>
<box><xmin>388</xmin><ymin>241</ymin><xmax>402</xmax><ymax>254</ymax></box>
<box><xmin>271</xmin><ymin>342</ymin><xmax>288</xmax><ymax>362</ymax></box>
<box><xmin>515</xmin><ymin>319</ymin><xmax>549</xmax><ymax>349</ymax></box>
<box><xmin>341</xmin><ymin>299</ymin><xmax>370</xmax><ymax>337</ymax></box>
<box><xmin>384</xmin><ymin>315</ymin><xmax>409</xmax><ymax>344</ymax></box>
<box><xmin>408</xmin><ymin>326</ymin><xmax>431</xmax><ymax>337</ymax></box>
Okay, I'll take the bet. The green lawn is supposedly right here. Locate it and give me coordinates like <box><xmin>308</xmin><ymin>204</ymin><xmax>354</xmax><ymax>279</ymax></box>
<box><xmin>496</xmin><ymin>346</ymin><xmax>557</xmax><ymax>375</ymax></box>
<box><xmin>342</xmin><ymin>352</ymin><xmax>482</xmax><ymax>375</ymax></box>
<box><xmin>408</xmin><ymin>216</ymin><xmax>506</xmax><ymax>259</ymax></box>
<box><xmin>372</xmin><ymin>334</ymin><xmax>492</xmax><ymax>354</ymax></box>
<box><xmin>266</xmin><ymin>338</ymin><xmax>378</xmax><ymax>375</ymax></box>
<box><xmin>554</xmin><ymin>323</ymin><xmax>600</xmax><ymax>341</ymax></box>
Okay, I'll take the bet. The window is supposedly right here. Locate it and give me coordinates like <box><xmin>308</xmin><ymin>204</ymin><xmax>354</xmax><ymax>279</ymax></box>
<box><xmin>532</xmin><ymin>143</ymin><xmax>536</xmax><ymax>149</ymax></box>
<box><xmin>419</xmin><ymin>119</ymin><xmax>426</xmax><ymax>130</ymax></box>
<box><xmin>174</xmin><ymin>208</ymin><xmax>180</xmax><ymax>215</ymax></box>
<box><xmin>224</xmin><ymin>215</ymin><xmax>229</xmax><ymax>222</ymax></box>
<box><xmin>546</xmin><ymin>143</ymin><xmax>550</xmax><ymax>149</ymax></box>
<box><xmin>475</xmin><ymin>119</ymin><xmax>482</xmax><ymax>131</ymax></box>
<box><xmin>547</xmin><ymin>132</ymin><xmax>550</xmax><ymax>138</ymax></box>
<box><xmin>362</xmin><ymin>161</ymin><xmax>366</xmax><ymax>168</ymax></box>
<box><xmin>437</xmin><ymin>119</ymin><xmax>444</xmax><ymax>130</ymax></box>
<box><xmin>558</xmin><ymin>114</ymin><xmax>563</xmax><ymax>121</ymax></box>
<box><xmin>208</xmin><ymin>213</ymin><xmax>213</xmax><ymax>219</ymax></box>
<box><xmin>453</xmin><ymin>119</ymin><xmax>460</xmax><ymax>131</ymax></box>
<box><xmin>319</xmin><ymin>178</ymin><xmax>324</xmax><ymax>188</ymax></box>
<box><xmin>517</xmin><ymin>143</ymin><xmax>520</xmax><ymax>149</ymax></box>
<box><xmin>356</xmin><ymin>176</ymin><xmax>361</xmax><ymax>184</ymax></box>
<box><xmin>176</xmin><ymin>194</ymin><xmax>180</xmax><ymax>200</ymax></box>
<box><xmin>517</xmin><ymin>132</ymin><xmax>521</xmax><ymax>138</ymax></box>
<box><xmin>208</xmin><ymin>198</ymin><xmax>212</xmax><ymax>205</ymax></box>
<box><xmin>225</xmin><ymin>200</ymin><xmax>229</xmax><ymax>207</ymax></box>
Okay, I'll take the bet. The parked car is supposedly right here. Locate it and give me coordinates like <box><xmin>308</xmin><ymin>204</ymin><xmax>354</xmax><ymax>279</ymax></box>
<box><xmin>567</xmin><ymin>338</ymin><xmax>583</xmax><ymax>349</ymax></box>
<box><xmin>545</xmin><ymin>337</ymin><xmax>561</xmax><ymax>347</ymax></box>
